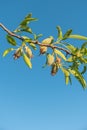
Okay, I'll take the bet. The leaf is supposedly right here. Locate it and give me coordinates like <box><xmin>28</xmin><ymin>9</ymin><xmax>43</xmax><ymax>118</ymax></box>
<box><xmin>3</xmin><ymin>48</ymin><xmax>14</xmax><ymax>57</ymax></box>
<box><xmin>20</xmin><ymin>20</ymin><xmax>28</xmax><ymax>27</ymax></box>
<box><xmin>66</xmin><ymin>43</ymin><xmax>76</xmax><ymax>52</ymax></box>
<box><xmin>67</xmin><ymin>56</ymin><xmax>73</xmax><ymax>62</ymax></box>
<box><xmin>20</xmin><ymin>18</ymin><xmax>30</xmax><ymax>27</ymax></box>
<box><xmin>69</xmin><ymin>76</ymin><xmax>72</xmax><ymax>85</ymax></box>
<box><xmin>14</xmin><ymin>13</ymin><xmax>37</xmax><ymax>33</ymax></box>
<box><xmin>13</xmin><ymin>28</ymin><xmax>21</xmax><ymax>33</ymax></box>
<box><xmin>54</xmin><ymin>49</ymin><xmax>66</xmax><ymax>61</ymax></box>
<box><xmin>6</xmin><ymin>35</ymin><xmax>17</xmax><ymax>46</ymax></box>
<box><xmin>34</xmin><ymin>34</ymin><xmax>43</xmax><ymax>40</ymax></box>
<box><xmin>69</xmin><ymin>68</ymin><xmax>87</xmax><ymax>88</ymax></box>
<box><xmin>23</xmin><ymin>53</ymin><xmax>32</xmax><ymax>68</ymax></box>
<box><xmin>22</xmin><ymin>36</ymin><xmax>32</xmax><ymax>43</ymax></box>
<box><xmin>63</xmin><ymin>29</ymin><xmax>72</xmax><ymax>40</ymax></box>
<box><xmin>56</xmin><ymin>26</ymin><xmax>63</xmax><ymax>40</ymax></box>
<box><xmin>25</xmin><ymin>17</ymin><xmax>38</xmax><ymax>22</ymax></box>
<box><xmin>79</xmin><ymin>57</ymin><xmax>87</xmax><ymax>64</ymax></box>
<box><xmin>21</xmin><ymin>27</ymin><xmax>33</xmax><ymax>34</ymax></box>
<box><xmin>20</xmin><ymin>17</ymin><xmax>38</xmax><ymax>27</ymax></box>
<box><xmin>25</xmin><ymin>13</ymin><xmax>32</xmax><ymax>19</ymax></box>
<box><xmin>81</xmin><ymin>66</ymin><xmax>87</xmax><ymax>75</ymax></box>
<box><xmin>84</xmin><ymin>48</ymin><xmax>87</xmax><ymax>56</ymax></box>
<box><xmin>30</xmin><ymin>43</ymin><xmax>37</xmax><ymax>50</ymax></box>
<box><xmin>65</xmin><ymin>76</ymin><xmax>70</xmax><ymax>85</ymax></box>
<box><xmin>61</xmin><ymin>67</ymin><xmax>70</xmax><ymax>85</ymax></box>
<box><xmin>68</xmin><ymin>34</ymin><xmax>87</xmax><ymax>40</ymax></box>
<box><xmin>81</xmin><ymin>42</ymin><xmax>87</xmax><ymax>50</ymax></box>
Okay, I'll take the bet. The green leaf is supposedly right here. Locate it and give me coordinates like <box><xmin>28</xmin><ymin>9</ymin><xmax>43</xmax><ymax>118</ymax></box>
<box><xmin>20</xmin><ymin>16</ymin><xmax>38</xmax><ymax>27</ymax></box>
<box><xmin>6</xmin><ymin>35</ymin><xmax>17</xmax><ymax>46</ymax></box>
<box><xmin>69</xmin><ymin>34</ymin><xmax>87</xmax><ymax>40</ymax></box>
<box><xmin>61</xmin><ymin>67</ymin><xmax>70</xmax><ymax>85</ymax></box>
<box><xmin>25</xmin><ymin>17</ymin><xmax>38</xmax><ymax>22</ymax></box>
<box><xmin>3</xmin><ymin>48</ymin><xmax>14</xmax><ymax>57</ymax></box>
<box><xmin>14</xmin><ymin>13</ymin><xmax>37</xmax><ymax>33</ymax></box>
<box><xmin>34</xmin><ymin>34</ymin><xmax>43</xmax><ymax>40</ymax></box>
<box><xmin>56</xmin><ymin>26</ymin><xmax>63</xmax><ymax>40</ymax></box>
<box><xmin>81</xmin><ymin>66</ymin><xmax>87</xmax><ymax>75</ymax></box>
<box><xmin>20</xmin><ymin>20</ymin><xmax>28</xmax><ymax>27</ymax></box>
<box><xmin>21</xmin><ymin>27</ymin><xmax>33</xmax><ymax>34</ymax></box>
<box><xmin>13</xmin><ymin>28</ymin><xmax>21</xmax><ymax>33</ymax></box>
<box><xmin>84</xmin><ymin>48</ymin><xmax>87</xmax><ymax>56</ymax></box>
<box><xmin>79</xmin><ymin>57</ymin><xmax>87</xmax><ymax>64</ymax></box>
<box><xmin>30</xmin><ymin>43</ymin><xmax>37</xmax><ymax>50</ymax></box>
<box><xmin>25</xmin><ymin>13</ymin><xmax>32</xmax><ymax>19</ymax></box>
<box><xmin>67</xmin><ymin>56</ymin><xmax>73</xmax><ymax>62</ymax></box>
<box><xmin>22</xmin><ymin>36</ymin><xmax>32</xmax><ymax>43</ymax></box>
<box><xmin>54</xmin><ymin>49</ymin><xmax>66</xmax><ymax>61</ymax></box>
<box><xmin>69</xmin><ymin>76</ymin><xmax>72</xmax><ymax>85</ymax></box>
<box><xmin>65</xmin><ymin>76</ymin><xmax>70</xmax><ymax>85</ymax></box>
<box><xmin>81</xmin><ymin>42</ymin><xmax>87</xmax><ymax>50</ymax></box>
<box><xmin>69</xmin><ymin>68</ymin><xmax>86</xmax><ymax>88</ymax></box>
<box><xmin>23</xmin><ymin>53</ymin><xmax>32</xmax><ymax>69</ymax></box>
<box><xmin>63</xmin><ymin>29</ymin><xmax>72</xmax><ymax>40</ymax></box>
<box><xmin>20</xmin><ymin>14</ymin><xmax>32</xmax><ymax>26</ymax></box>
<box><xmin>66</xmin><ymin>43</ymin><xmax>76</xmax><ymax>52</ymax></box>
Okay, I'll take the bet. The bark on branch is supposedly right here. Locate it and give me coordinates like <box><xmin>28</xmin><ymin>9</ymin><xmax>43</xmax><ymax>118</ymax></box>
<box><xmin>0</xmin><ymin>23</ymin><xmax>24</xmax><ymax>40</ymax></box>
<box><xmin>0</xmin><ymin>23</ymin><xmax>71</xmax><ymax>55</ymax></box>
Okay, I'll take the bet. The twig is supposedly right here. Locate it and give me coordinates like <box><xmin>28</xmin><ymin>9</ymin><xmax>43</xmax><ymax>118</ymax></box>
<box><xmin>32</xmin><ymin>40</ymin><xmax>72</xmax><ymax>54</ymax></box>
<box><xmin>0</xmin><ymin>23</ymin><xmax>24</xmax><ymax>40</ymax></box>
<box><xmin>0</xmin><ymin>23</ymin><xmax>72</xmax><ymax>55</ymax></box>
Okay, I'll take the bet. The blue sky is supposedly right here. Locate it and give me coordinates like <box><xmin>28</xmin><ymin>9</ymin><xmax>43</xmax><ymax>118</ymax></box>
<box><xmin>0</xmin><ymin>0</ymin><xmax>87</xmax><ymax>130</ymax></box>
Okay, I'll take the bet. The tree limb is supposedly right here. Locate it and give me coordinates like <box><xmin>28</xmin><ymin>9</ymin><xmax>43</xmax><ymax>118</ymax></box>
<box><xmin>0</xmin><ymin>23</ymin><xmax>71</xmax><ymax>55</ymax></box>
<box><xmin>0</xmin><ymin>23</ymin><xmax>24</xmax><ymax>40</ymax></box>
<box><xmin>32</xmin><ymin>40</ymin><xmax>72</xmax><ymax>54</ymax></box>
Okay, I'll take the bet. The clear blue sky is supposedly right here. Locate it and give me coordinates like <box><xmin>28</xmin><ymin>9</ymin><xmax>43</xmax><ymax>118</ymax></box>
<box><xmin>0</xmin><ymin>0</ymin><xmax>87</xmax><ymax>130</ymax></box>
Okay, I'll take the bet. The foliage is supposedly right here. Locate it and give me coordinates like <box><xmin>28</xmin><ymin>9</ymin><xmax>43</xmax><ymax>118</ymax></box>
<box><xmin>1</xmin><ymin>13</ymin><xmax>87</xmax><ymax>88</ymax></box>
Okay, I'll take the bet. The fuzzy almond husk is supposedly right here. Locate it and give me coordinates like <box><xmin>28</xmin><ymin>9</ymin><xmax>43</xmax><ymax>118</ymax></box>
<box><xmin>40</xmin><ymin>46</ymin><xmax>47</xmax><ymax>54</ymax></box>
<box><xmin>47</xmin><ymin>54</ymin><xmax>54</xmax><ymax>66</ymax></box>
<box><xmin>51</xmin><ymin>63</ymin><xmax>58</xmax><ymax>76</ymax></box>
<box><xmin>13</xmin><ymin>48</ymin><xmax>22</xmax><ymax>59</ymax></box>
<box><xmin>25</xmin><ymin>46</ymin><xmax>33</xmax><ymax>58</ymax></box>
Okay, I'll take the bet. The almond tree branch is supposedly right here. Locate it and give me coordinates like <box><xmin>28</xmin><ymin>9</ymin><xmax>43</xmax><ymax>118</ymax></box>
<box><xmin>32</xmin><ymin>40</ymin><xmax>72</xmax><ymax>54</ymax></box>
<box><xmin>0</xmin><ymin>23</ymin><xmax>71</xmax><ymax>55</ymax></box>
<box><xmin>0</xmin><ymin>23</ymin><xmax>24</xmax><ymax>40</ymax></box>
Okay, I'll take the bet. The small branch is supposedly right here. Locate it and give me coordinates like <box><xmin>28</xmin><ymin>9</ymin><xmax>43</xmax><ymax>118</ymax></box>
<box><xmin>0</xmin><ymin>23</ymin><xmax>24</xmax><ymax>40</ymax></box>
<box><xmin>32</xmin><ymin>40</ymin><xmax>72</xmax><ymax>54</ymax></box>
<box><xmin>0</xmin><ymin>23</ymin><xmax>72</xmax><ymax>55</ymax></box>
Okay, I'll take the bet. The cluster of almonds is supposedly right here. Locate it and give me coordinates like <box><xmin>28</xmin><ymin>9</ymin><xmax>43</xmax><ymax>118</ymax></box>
<box><xmin>46</xmin><ymin>54</ymin><xmax>61</xmax><ymax>75</ymax></box>
<box><xmin>13</xmin><ymin>36</ymin><xmax>53</xmax><ymax>59</ymax></box>
<box><xmin>13</xmin><ymin>36</ymin><xmax>61</xmax><ymax>75</ymax></box>
<box><xmin>13</xmin><ymin>45</ymin><xmax>33</xmax><ymax>59</ymax></box>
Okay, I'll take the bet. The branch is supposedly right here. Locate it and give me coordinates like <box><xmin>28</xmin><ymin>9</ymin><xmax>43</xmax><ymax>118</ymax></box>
<box><xmin>32</xmin><ymin>40</ymin><xmax>72</xmax><ymax>54</ymax></box>
<box><xmin>0</xmin><ymin>23</ymin><xmax>71</xmax><ymax>55</ymax></box>
<box><xmin>0</xmin><ymin>23</ymin><xmax>24</xmax><ymax>40</ymax></box>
